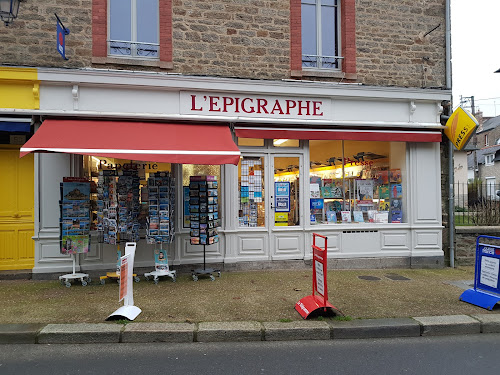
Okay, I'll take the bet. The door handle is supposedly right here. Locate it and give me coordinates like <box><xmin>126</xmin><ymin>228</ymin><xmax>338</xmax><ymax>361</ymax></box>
<box><xmin>13</xmin><ymin>213</ymin><xmax>21</xmax><ymax>218</ymax></box>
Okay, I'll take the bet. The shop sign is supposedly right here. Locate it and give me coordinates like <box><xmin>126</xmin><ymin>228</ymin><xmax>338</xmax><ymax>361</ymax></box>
<box><xmin>444</xmin><ymin>107</ymin><xmax>478</xmax><ymax>150</ymax></box>
<box><xmin>274</xmin><ymin>212</ymin><xmax>288</xmax><ymax>226</ymax></box>
<box><xmin>56</xmin><ymin>14</ymin><xmax>70</xmax><ymax>60</ymax></box>
<box><xmin>275</xmin><ymin>182</ymin><xmax>290</xmax><ymax>212</ymax></box>
<box><xmin>99</xmin><ymin>160</ymin><xmax>158</xmax><ymax>170</ymax></box>
<box><xmin>180</xmin><ymin>91</ymin><xmax>331</xmax><ymax>120</ymax></box>
<box><xmin>460</xmin><ymin>235</ymin><xmax>500</xmax><ymax>310</ymax></box>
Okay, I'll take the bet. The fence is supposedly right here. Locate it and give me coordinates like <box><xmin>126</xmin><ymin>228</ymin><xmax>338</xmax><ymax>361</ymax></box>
<box><xmin>454</xmin><ymin>181</ymin><xmax>500</xmax><ymax>226</ymax></box>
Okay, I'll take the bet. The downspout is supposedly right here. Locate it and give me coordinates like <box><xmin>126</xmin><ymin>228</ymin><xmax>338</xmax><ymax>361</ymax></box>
<box><xmin>446</xmin><ymin>0</ymin><xmax>455</xmax><ymax>268</ymax></box>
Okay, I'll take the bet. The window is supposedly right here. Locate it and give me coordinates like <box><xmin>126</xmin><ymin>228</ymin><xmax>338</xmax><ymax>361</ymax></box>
<box><xmin>109</xmin><ymin>0</ymin><xmax>159</xmax><ymax>58</ymax></box>
<box><xmin>485</xmin><ymin>154</ymin><xmax>495</xmax><ymax>166</ymax></box>
<box><xmin>301</xmin><ymin>0</ymin><xmax>340</xmax><ymax>69</ymax></box>
<box><xmin>309</xmin><ymin>140</ymin><xmax>406</xmax><ymax>224</ymax></box>
<box><xmin>485</xmin><ymin>134</ymin><xmax>489</xmax><ymax>146</ymax></box>
<box><xmin>290</xmin><ymin>0</ymin><xmax>356</xmax><ymax>78</ymax></box>
<box><xmin>92</xmin><ymin>0</ymin><xmax>172</xmax><ymax>68</ymax></box>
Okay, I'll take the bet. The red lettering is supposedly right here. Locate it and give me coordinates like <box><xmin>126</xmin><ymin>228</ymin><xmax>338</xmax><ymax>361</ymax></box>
<box><xmin>270</xmin><ymin>100</ymin><xmax>284</xmax><ymax>115</ymax></box>
<box><xmin>285</xmin><ymin>100</ymin><xmax>296</xmax><ymax>115</ymax></box>
<box><xmin>191</xmin><ymin>95</ymin><xmax>203</xmax><ymax>111</ymax></box>
<box><xmin>223</xmin><ymin>97</ymin><xmax>234</xmax><ymax>112</ymax></box>
<box><xmin>234</xmin><ymin>97</ymin><xmax>240</xmax><ymax>113</ymax></box>
<box><xmin>241</xmin><ymin>98</ymin><xmax>255</xmax><ymax>113</ymax></box>
<box><xmin>256</xmin><ymin>99</ymin><xmax>269</xmax><ymax>114</ymax></box>
<box><xmin>297</xmin><ymin>100</ymin><xmax>310</xmax><ymax>116</ymax></box>
<box><xmin>312</xmin><ymin>101</ymin><xmax>323</xmax><ymax>116</ymax></box>
<box><xmin>209</xmin><ymin>96</ymin><xmax>221</xmax><ymax>112</ymax></box>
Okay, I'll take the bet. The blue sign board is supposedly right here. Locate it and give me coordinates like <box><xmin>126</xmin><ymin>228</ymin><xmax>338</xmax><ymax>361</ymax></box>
<box><xmin>310</xmin><ymin>198</ymin><xmax>324</xmax><ymax>210</ymax></box>
<box><xmin>56</xmin><ymin>16</ymin><xmax>70</xmax><ymax>60</ymax></box>
<box><xmin>460</xmin><ymin>235</ymin><xmax>500</xmax><ymax>310</ymax></box>
<box><xmin>275</xmin><ymin>182</ymin><xmax>290</xmax><ymax>212</ymax></box>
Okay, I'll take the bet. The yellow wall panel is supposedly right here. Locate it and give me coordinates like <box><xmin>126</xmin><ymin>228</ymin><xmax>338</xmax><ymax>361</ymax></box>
<box><xmin>0</xmin><ymin>67</ymin><xmax>39</xmax><ymax>109</ymax></box>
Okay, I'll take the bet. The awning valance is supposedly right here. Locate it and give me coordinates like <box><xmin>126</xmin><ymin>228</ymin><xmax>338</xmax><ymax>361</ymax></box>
<box><xmin>234</xmin><ymin>126</ymin><xmax>442</xmax><ymax>143</ymax></box>
<box><xmin>20</xmin><ymin>119</ymin><xmax>241</xmax><ymax>165</ymax></box>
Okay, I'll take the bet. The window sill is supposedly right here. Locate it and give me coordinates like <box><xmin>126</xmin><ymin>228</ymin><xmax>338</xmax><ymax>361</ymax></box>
<box><xmin>290</xmin><ymin>69</ymin><xmax>357</xmax><ymax>80</ymax></box>
<box><xmin>92</xmin><ymin>56</ymin><xmax>173</xmax><ymax>70</ymax></box>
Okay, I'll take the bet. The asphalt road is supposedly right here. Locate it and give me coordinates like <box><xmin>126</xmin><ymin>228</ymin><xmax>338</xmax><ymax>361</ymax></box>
<box><xmin>1</xmin><ymin>334</ymin><xmax>500</xmax><ymax>375</ymax></box>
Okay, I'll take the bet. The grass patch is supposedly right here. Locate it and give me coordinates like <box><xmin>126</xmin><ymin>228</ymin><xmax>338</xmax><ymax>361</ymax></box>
<box><xmin>279</xmin><ymin>318</ymin><xmax>292</xmax><ymax>323</ymax></box>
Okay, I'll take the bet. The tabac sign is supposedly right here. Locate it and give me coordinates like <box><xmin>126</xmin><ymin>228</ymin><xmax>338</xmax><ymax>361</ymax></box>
<box><xmin>444</xmin><ymin>107</ymin><xmax>478</xmax><ymax>150</ymax></box>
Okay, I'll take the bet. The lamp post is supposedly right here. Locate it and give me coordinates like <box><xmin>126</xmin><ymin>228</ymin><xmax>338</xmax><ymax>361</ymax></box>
<box><xmin>0</xmin><ymin>0</ymin><xmax>23</xmax><ymax>26</ymax></box>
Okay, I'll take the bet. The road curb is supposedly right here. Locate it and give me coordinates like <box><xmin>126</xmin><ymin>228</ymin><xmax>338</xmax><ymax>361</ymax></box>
<box><xmin>1</xmin><ymin>316</ymin><xmax>499</xmax><ymax>344</ymax></box>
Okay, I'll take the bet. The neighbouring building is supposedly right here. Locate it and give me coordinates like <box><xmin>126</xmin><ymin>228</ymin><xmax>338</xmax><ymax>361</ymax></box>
<box><xmin>0</xmin><ymin>0</ymin><xmax>452</xmax><ymax>276</ymax></box>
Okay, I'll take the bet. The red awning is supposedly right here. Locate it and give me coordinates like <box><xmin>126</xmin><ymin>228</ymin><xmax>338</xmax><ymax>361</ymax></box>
<box><xmin>20</xmin><ymin>119</ymin><xmax>241</xmax><ymax>165</ymax></box>
<box><xmin>234</xmin><ymin>126</ymin><xmax>442</xmax><ymax>143</ymax></box>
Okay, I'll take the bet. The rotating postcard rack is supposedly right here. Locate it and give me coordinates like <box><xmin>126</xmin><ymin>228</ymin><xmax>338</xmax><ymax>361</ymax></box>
<box><xmin>58</xmin><ymin>178</ymin><xmax>91</xmax><ymax>287</ymax></box>
<box><xmin>189</xmin><ymin>176</ymin><xmax>221</xmax><ymax>281</ymax></box>
<box><xmin>96</xmin><ymin>170</ymin><xmax>140</xmax><ymax>284</ymax></box>
<box><xmin>144</xmin><ymin>172</ymin><xmax>177</xmax><ymax>283</ymax></box>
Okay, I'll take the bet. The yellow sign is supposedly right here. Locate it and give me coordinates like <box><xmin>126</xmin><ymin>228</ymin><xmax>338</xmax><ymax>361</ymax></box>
<box><xmin>275</xmin><ymin>212</ymin><xmax>288</xmax><ymax>226</ymax></box>
<box><xmin>444</xmin><ymin>107</ymin><xmax>478</xmax><ymax>150</ymax></box>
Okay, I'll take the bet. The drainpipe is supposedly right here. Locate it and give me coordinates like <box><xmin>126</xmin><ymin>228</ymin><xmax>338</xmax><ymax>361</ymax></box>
<box><xmin>446</xmin><ymin>0</ymin><xmax>454</xmax><ymax>268</ymax></box>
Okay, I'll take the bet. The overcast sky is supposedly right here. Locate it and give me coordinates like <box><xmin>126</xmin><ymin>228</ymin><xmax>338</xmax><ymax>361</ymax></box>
<box><xmin>451</xmin><ymin>0</ymin><xmax>500</xmax><ymax>117</ymax></box>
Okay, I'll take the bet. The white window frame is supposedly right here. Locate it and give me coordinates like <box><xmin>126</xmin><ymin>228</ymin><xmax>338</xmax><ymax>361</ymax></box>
<box><xmin>301</xmin><ymin>0</ymin><xmax>342</xmax><ymax>70</ymax></box>
<box><xmin>107</xmin><ymin>0</ymin><xmax>160</xmax><ymax>59</ymax></box>
<box><xmin>485</xmin><ymin>154</ymin><xmax>495</xmax><ymax>166</ymax></box>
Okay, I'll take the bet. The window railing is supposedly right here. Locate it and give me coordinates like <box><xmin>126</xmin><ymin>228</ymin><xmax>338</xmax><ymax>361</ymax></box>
<box><xmin>302</xmin><ymin>54</ymin><xmax>343</xmax><ymax>70</ymax></box>
<box><xmin>108</xmin><ymin>40</ymin><xmax>159</xmax><ymax>58</ymax></box>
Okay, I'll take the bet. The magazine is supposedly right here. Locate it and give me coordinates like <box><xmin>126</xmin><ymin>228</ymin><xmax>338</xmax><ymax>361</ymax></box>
<box><xmin>353</xmin><ymin>211</ymin><xmax>364</xmax><ymax>223</ymax></box>
<box><xmin>341</xmin><ymin>211</ymin><xmax>352</xmax><ymax>223</ymax></box>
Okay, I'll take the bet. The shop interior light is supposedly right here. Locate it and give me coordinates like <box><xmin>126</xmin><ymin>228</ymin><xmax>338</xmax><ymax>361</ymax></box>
<box><xmin>273</xmin><ymin>139</ymin><xmax>289</xmax><ymax>146</ymax></box>
<box><xmin>0</xmin><ymin>0</ymin><xmax>23</xmax><ymax>26</ymax></box>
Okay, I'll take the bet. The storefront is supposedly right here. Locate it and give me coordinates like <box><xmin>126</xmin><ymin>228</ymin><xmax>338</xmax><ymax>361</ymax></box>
<box><xmin>17</xmin><ymin>67</ymin><xmax>450</xmax><ymax>275</ymax></box>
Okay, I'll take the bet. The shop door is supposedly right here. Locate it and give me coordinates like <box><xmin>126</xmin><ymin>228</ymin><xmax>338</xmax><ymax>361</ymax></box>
<box><xmin>269</xmin><ymin>155</ymin><xmax>305</xmax><ymax>259</ymax></box>
<box><xmin>0</xmin><ymin>146</ymin><xmax>35</xmax><ymax>270</ymax></box>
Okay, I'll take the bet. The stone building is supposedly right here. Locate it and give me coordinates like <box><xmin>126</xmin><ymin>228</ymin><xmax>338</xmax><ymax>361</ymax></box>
<box><xmin>0</xmin><ymin>0</ymin><xmax>452</xmax><ymax>276</ymax></box>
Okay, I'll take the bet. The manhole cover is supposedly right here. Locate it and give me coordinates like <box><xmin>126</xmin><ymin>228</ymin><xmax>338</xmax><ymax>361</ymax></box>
<box><xmin>358</xmin><ymin>275</ymin><xmax>381</xmax><ymax>281</ymax></box>
<box><xmin>385</xmin><ymin>274</ymin><xmax>411</xmax><ymax>281</ymax></box>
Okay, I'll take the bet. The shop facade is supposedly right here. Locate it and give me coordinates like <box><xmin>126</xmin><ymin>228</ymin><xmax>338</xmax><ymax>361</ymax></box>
<box><xmin>20</xmin><ymin>67</ymin><xmax>449</xmax><ymax>275</ymax></box>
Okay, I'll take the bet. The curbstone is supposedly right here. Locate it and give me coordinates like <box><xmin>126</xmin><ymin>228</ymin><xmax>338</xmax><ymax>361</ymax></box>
<box><xmin>197</xmin><ymin>321</ymin><xmax>262</xmax><ymax>342</ymax></box>
<box><xmin>263</xmin><ymin>321</ymin><xmax>330</xmax><ymax>341</ymax></box>
<box><xmin>0</xmin><ymin>324</ymin><xmax>45</xmax><ymax>344</ymax></box>
<box><xmin>329</xmin><ymin>318</ymin><xmax>421</xmax><ymax>339</ymax></box>
<box><xmin>38</xmin><ymin>323</ymin><xmax>122</xmax><ymax>344</ymax></box>
<box><xmin>412</xmin><ymin>315</ymin><xmax>481</xmax><ymax>336</ymax></box>
<box><xmin>471</xmin><ymin>314</ymin><xmax>500</xmax><ymax>333</ymax></box>
<box><xmin>122</xmin><ymin>322</ymin><xmax>195</xmax><ymax>343</ymax></box>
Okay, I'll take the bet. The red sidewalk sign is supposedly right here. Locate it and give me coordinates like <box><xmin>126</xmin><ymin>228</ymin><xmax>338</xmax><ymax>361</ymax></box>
<box><xmin>119</xmin><ymin>255</ymin><xmax>129</xmax><ymax>302</ymax></box>
<box><xmin>295</xmin><ymin>233</ymin><xmax>343</xmax><ymax>319</ymax></box>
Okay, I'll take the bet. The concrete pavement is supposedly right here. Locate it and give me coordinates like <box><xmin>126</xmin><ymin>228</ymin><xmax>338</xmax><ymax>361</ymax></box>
<box><xmin>1</xmin><ymin>314</ymin><xmax>500</xmax><ymax>344</ymax></box>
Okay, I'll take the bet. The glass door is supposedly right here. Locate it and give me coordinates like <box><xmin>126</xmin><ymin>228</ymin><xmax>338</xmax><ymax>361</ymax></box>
<box><xmin>271</xmin><ymin>155</ymin><xmax>301</xmax><ymax>228</ymax></box>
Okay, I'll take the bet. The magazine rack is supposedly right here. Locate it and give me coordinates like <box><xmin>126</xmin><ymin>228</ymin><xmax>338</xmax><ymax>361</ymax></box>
<box><xmin>59</xmin><ymin>253</ymin><xmax>90</xmax><ymax>287</ymax></box>
<box><xmin>144</xmin><ymin>243</ymin><xmax>176</xmax><ymax>284</ymax></box>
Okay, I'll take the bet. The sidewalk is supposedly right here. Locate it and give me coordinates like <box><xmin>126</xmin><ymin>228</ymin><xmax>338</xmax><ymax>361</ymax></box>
<box><xmin>0</xmin><ymin>266</ymin><xmax>499</xmax><ymax>344</ymax></box>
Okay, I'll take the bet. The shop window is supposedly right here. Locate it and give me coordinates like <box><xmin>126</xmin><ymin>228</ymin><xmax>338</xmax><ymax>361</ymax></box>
<box><xmin>290</xmin><ymin>0</ymin><xmax>356</xmax><ymax>78</ymax></box>
<box><xmin>273</xmin><ymin>139</ymin><xmax>300</xmax><ymax>147</ymax></box>
<box><xmin>274</xmin><ymin>156</ymin><xmax>300</xmax><ymax>226</ymax></box>
<box><xmin>238</xmin><ymin>156</ymin><xmax>265</xmax><ymax>227</ymax></box>
<box><xmin>238</xmin><ymin>138</ymin><xmax>265</xmax><ymax>147</ymax></box>
<box><xmin>182</xmin><ymin>164</ymin><xmax>222</xmax><ymax>229</ymax></box>
<box><xmin>92</xmin><ymin>0</ymin><xmax>173</xmax><ymax>68</ymax></box>
<box><xmin>309</xmin><ymin>140</ymin><xmax>406</xmax><ymax>224</ymax></box>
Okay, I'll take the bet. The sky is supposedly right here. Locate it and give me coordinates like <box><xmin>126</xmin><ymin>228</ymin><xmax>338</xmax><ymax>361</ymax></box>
<box><xmin>451</xmin><ymin>0</ymin><xmax>500</xmax><ymax>118</ymax></box>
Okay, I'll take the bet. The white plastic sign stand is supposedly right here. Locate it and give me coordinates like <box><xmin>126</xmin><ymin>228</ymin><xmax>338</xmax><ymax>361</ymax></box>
<box><xmin>106</xmin><ymin>242</ymin><xmax>142</xmax><ymax>321</ymax></box>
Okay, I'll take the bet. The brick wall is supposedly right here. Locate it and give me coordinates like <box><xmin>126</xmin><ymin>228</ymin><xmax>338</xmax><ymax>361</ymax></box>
<box><xmin>0</xmin><ymin>0</ymin><xmax>447</xmax><ymax>88</ymax></box>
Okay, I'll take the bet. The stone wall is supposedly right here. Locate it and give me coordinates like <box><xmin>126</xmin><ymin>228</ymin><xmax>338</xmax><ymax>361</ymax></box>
<box><xmin>0</xmin><ymin>0</ymin><xmax>447</xmax><ymax>88</ymax></box>
<box><xmin>455</xmin><ymin>227</ymin><xmax>500</xmax><ymax>266</ymax></box>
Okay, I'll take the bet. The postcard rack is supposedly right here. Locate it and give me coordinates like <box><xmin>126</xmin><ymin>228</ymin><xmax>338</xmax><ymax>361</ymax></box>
<box><xmin>188</xmin><ymin>175</ymin><xmax>221</xmax><ymax>281</ymax></box>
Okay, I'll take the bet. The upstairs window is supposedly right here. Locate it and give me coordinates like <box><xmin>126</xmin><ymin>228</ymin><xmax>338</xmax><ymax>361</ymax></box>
<box><xmin>485</xmin><ymin>154</ymin><xmax>495</xmax><ymax>166</ymax></box>
<box><xmin>301</xmin><ymin>0</ymin><xmax>341</xmax><ymax>70</ymax></box>
<box><xmin>108</xmin><ymin>0</ymin><xmax>159</xmax><ymax>59</ymax></box>
<box><xmin>485</xmin><ymin>134</ymin><xmax>489</xmax><ymax>147</ymax></box>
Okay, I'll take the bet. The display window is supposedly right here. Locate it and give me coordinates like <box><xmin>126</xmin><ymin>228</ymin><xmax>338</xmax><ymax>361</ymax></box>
<box><xmin>238</xmin><ymin>138</ymin><xmax>264</xmax><ymax>147</ymax></box>
<box><xmin>309</xmin><ymin>140</ymin><xmax>406</xmax><ymax>224</ymax></box>
<box><xmin>238</xmin><ymin>156</ymin><xmax>265</xmax><ymax>227</ymax></box>
<box><xmin>273</xmin><ymin>156</ymin><xmax>300</xmax><ymax>226</ymax></box>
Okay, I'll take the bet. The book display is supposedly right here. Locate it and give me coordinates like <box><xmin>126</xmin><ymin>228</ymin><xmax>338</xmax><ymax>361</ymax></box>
<box><xmin>58</xmin><ymin>178</ymin><xmax>91</xmax><ymax>287</ymax></box>
<box><xmin>189</xmin><ymin>175</ymin><xmax>221</xmax><ymax>281</ymax></box>
<box><xmin>144</xmin><ymin>172</ymin><xmax>176</xmax><ymax>283</ymax></box>
<box><xmin>239</xmin><ymin>157</ymin><xmax>264</xmax><ymax>227</ymax></box>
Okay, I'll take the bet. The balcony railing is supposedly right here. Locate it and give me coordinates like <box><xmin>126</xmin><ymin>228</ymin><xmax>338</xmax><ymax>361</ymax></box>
<box><xmin>108</xmin><ymin>40</ymin><xmax>159</xmax><ymax>58</ymax></box>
